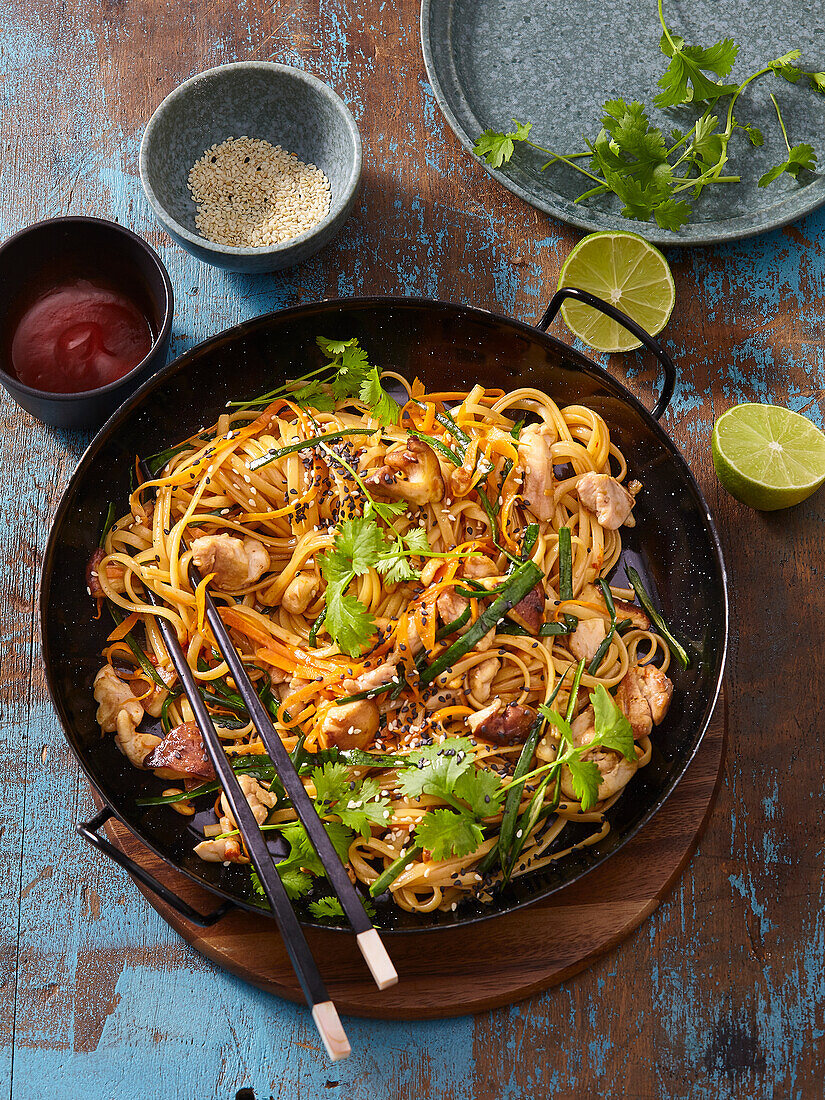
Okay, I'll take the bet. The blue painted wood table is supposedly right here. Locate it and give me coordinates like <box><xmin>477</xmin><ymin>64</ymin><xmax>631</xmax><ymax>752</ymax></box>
<box><xmin>2</xmin><ymin>0</ymin><xmax>823</xmax><ymax>1096</ymax></box>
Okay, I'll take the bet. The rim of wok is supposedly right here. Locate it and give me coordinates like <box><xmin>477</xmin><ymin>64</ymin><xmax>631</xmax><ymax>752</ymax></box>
<box><xmin>40</xmin><ymin>295</ymin><xmax>728</xmax><ymax>934</ymax></box>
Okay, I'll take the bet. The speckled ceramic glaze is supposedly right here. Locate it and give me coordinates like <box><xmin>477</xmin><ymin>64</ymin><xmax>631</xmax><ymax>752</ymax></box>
<box><xmin>139</xmin><ymin>62</ymin><xmax>362</xmax><ymax>272</ymax></box>
<box><xmin>421</xmin><ymin>0</ymin><xmax>825</xmax><ymax>245</ymax></box>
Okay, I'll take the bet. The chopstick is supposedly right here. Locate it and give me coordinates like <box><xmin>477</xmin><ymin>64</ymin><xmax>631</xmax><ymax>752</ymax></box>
<box><xmin>136</xmin><ymin>550</ymin><xmax>351</xmax><ymax>1061</ymax></box>
<box><xmin>190</xmin><ymin>558</ymin><xmax>398</xmax><ymax>991</ymax></box>
<box><xmin>136</xmin><ymin>457</ymin><xmax>396</xmax><ymax>985</ymax></box>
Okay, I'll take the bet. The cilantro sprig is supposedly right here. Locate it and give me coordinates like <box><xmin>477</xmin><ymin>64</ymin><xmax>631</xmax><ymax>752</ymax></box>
<box><xmin>319</xmin><ymin>514</ymin><xmax>433</xmax><ymax>655</ymax></box>
<box><xmin>293</xmin><ymin>337</ymin><xmax>400</xmax><ymax>426</ymax></box>
<box><xmin>230</xmin><ymin>336</ymin><xmax>400</xmax><ymax>424</ymax></box>
<box><xmin>472</xmin><ymin>1</ymin><xmax>824</xmax><ymax>230</ymax></box>
<box><xmin>396</xmin><ymin>738</ymin><xmax>505</xmax><ymax>861</ymax></box>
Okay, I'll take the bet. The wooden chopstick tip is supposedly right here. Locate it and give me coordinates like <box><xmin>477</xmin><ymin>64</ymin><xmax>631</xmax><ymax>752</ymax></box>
<box><xmin>311</xmin><ymin>1001</ymin><xmax>351</xmax><ymax>1062</ymax></box>
<box><xmin>357</xmin><ymin>928</ymin><xmax>398</xmax><ymax>990</ymax></box>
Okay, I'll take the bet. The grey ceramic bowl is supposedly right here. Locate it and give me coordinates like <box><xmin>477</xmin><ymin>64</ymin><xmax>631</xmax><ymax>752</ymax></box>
<box><xmin>139</xmin><ymin>62</ymin><xmax>362</xmax><ymax>274</ymax></box>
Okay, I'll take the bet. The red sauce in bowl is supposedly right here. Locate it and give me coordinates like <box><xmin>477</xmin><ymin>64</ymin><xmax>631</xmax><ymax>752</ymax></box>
<box><xmin>11</xmin><ymin>279</ymin><xmax>153</xmax><ymax>394</ymax></box>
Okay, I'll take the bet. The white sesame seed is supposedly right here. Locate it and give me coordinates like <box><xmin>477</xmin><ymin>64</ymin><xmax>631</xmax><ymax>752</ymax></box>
<box><xmin>188</xmin><ymin>136</ymin><xmax>332</xmax><ymax>248</ymax></box>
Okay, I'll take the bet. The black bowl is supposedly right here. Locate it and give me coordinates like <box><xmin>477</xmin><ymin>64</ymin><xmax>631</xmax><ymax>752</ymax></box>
<box><xmin>40</xmin><ymin>297</ymin><xmax>727</xmax><ymax>932</ymax></box>
<box><xmin>0</xmin><ymin>217</ymin><xmax>173</xmax><ymax>429</ymax></box>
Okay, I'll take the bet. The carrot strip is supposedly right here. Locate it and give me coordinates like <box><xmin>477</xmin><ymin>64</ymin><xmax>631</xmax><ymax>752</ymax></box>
<box><xmin>106</xmin><ymin>611</ymin><xmax>140</xmax><ymax>642</ymax></box>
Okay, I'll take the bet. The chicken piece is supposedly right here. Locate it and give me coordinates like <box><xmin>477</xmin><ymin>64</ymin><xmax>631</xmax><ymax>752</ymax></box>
<box><xmin>343</xmin><ymin>662</ymin><xmax>400</xmax><ymax>696</ymax></box>
<box><xmin>193</xmin><ymin>830</ymin><xmax>244</xmax><ymax>863</ymax></box>
<box><xmin>93</xmin><ymin>665</ymin><xmax>144</xmax><ymax>733</ymax></box>
<box><xmin>569</xmin><ymin>618</ymin><xmax>607</xmax><ymax>663</ymax></box>
<box><xmin>424</xmin><ymin>688</ymin><xmax>458</xmax><ymax>712</ymax></box>
<box><xmin>578</xmin><ymin>473</ymin><xmax>636</xmax><ymax>530</ymax></box>
<box><xmin>144</xmin><ymin>722</ymin><xmax>216</xmax><ymax>780</ymax></box>
<box><xmin>280</xmin><ymin>572</ymin><xmax>320</xmax><ymax>615</ymax></box>
<box><xmin>518</xmin><ymin>423</ymin><xmax>556</xmax><ymax>521</ymax></box>
<box><xmin>580</xmin><ymin>583</ymin><xmax>650</xmax><ymax>630</ymax></box>
<box><xmin>191</xmin><ymin>533</ymin><xmax>271</xmax><ymax>590</ymax></box>
<box><xmin>469</xmin><ymin>700</ymin><xmax>537</xmax><ymax>746</ymax></box>
<box><xmin>220</xmin><ymin>774</ymin><xmax>279</xmax><ymax>828</ymax></box>
<box><xmin>86</xmin><ymin>548</ymin><xmax>126</xmax><ymax>597</ymax></box>
<box><xmin>616</xmin><ymin>664</ymin><xmax>673</xmax><ymax>740</ymax></box>
<box><xmin>463</xmin><ymin>555</ymin><xmax>498</xmax><ymax>579</ymax></box>
<box><xmin>114</xmin><ymin>708</ymin><xmax>162</xmax><ymax>769</ymax></box>
<box><xmin>436</xmin><ymin>587</ymin><xmax>468</xmax><ymax>626</ymax></box>
<box><xmin>466</xmin><ymin>698</ymin><xmax>501</xmax><ymax>732</ymax></box>
<box><xmin>508</xmin><ymin>582</ymin><xmax>545</xmax><ymax>634</ymax></box>
<box><xmin>365</xmin><ymin>437</ymin><xmax>444</xmax><ymax>506</ymax></box>
<box><xmin>467</xmin><ymin>657</ymin><xmax>500</xmax><ymax>703</ymax></box>
<box><xmin>560</xmin><ymin>706</ymin><xmax>639</xmax><ymax>802</ymax></box>
<box><xmin>320</xmin><ymin>699</ymin><xmax>380</xmax><ymax>749</ymax></box>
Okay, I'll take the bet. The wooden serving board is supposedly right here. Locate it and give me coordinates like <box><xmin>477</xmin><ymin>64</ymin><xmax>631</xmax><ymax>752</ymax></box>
<box><xmin>105</xmin><ymin>692</ymin><xmax>726</xmax><ymax>1018</ymax></box>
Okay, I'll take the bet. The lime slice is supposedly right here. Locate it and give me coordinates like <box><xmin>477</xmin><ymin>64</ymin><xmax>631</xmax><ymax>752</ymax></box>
<box><xmin>712</xmin><ymin>403</ymin><xmax>825</xmax><ymax>510</ymax></box>
<box><xmin>558</xmin><ymin>231</ymin><xmax>675</xmax><ymax>353</ymax></box>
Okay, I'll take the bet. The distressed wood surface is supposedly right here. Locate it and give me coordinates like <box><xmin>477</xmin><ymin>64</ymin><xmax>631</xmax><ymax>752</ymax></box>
<box><xmin>105</xmin><ymin>699</ymin><xmax>726</xmax><ymax>1017</ymax></box>
<box><xmin>1</xmin><ymin>0</ymin><xmax>823</xmax><ymax>1097</ymax></box>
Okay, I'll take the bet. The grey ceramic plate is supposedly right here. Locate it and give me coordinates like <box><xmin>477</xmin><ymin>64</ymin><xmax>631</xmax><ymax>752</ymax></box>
<box><xmin>421</xmin><ymin>0</ymin><xmax>825</xmax><ymax>245</ymax></box>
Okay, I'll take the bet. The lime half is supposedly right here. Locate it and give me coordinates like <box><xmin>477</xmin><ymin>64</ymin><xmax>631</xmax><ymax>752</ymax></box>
<box><xmin>712</xmin><ymin>403</ymin><xmax>825</xmax><ymax>510</ymax></box>
<box><xmin>558</xmin><ymin>231</ymin><xmax>675</xmax><ymax>353</ymax></box>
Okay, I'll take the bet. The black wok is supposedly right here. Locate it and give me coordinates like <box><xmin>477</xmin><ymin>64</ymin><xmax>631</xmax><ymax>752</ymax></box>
<box><xmin>40</xmin><ymin>290</ymin><xmax>727</xmax><ymax>933</ymax></box>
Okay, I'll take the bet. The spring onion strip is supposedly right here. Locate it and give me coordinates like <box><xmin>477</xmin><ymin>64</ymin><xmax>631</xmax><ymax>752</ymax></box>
<box><xmin>407</xmin><ymin>429</ymin><xmax>460</xmax><ymax>466</ymax></box>
<box><xmin>626</xmin><ymin>565</ymin><xmax>691</xmax><ymax>669</ymax></box>
<box><xmin>434</xmin><ymin>607</ymin><xmax>471</xmax><ymax>641</ymax></box>
<box><xmin>107</xmin><ymin>605</ymin><xmax>166</xmax><ymax>689</ymax></box>
<box><xmin>99</xmin><ymin>503</ymin><xmax>116</xmax><ymax>548</ymax></box>
<box><xmin>419</xmin><ymin>561</ymin><xmax>543</xmax><ymax>683</ymax></box>
<box><xmin>539</xmin><ymin>615</ymin><xmax>579</xmax><ymax>636</ymax></box>
<box><xmin>249</xmin><ymin>429</ymin><xmax>377</xmax><ymax>471</ymax></box>
<box><xmin>369</xmin><ymin>845</ymin><xmax>424</xmax><ymax>897</ymax></box>
<box><xmin>308</xmin><ymin>609</ymin><xmax>326</xmax><ymax>648</ymax></box>
<box><xmin>480</xmin><ymin>663</ymin><xmax>574</xmax><ymax>875</ymax></box>
<box><xmin>587</xmin><ymin>578</ymin><xmax>618</xmax><ymax>675</ymax></box>
<box><xmin>558</xmin><ymin>527</ymin><xmax>573</xmax><ymax>601</ymax></box>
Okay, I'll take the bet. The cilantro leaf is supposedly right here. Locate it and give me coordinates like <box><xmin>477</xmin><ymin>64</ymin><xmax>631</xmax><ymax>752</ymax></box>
<box><xmin>401</xmin><ymin>526</ymin><xmax>432</xmax><ymax>555</ymax></box>
<box><xmin>317</xmin><ymin>336</ymin><xmax>358</xmax><ymax>357</ymax></box>
<box><xmin>312</xmin><ymin>762</ymin><xmax>391</xmax><ymax>837</ymax></box>
<box><xmin>308</xmin><ymin>896</ymin><xmax>345</xmax><ymax>918</ymax></box>
<box><xmin>652</xmin><ymin>197</ymin><xmax>692</xmax><ymax>231</ymax></box>
<box><xmin>538</xmin><ymin>704</ymin><xmax>573</xmax><ymax>745</ymax></box>
<box><xmin>364</xmin><ymin>498</ymin><xmax>407</xmax><ymax>525</ymax></box>
<box><xmin>278</xmin><ymin>819</ymin><xmax>354</xmax><ymax>877</ymax></box>
<box><xmin>335</xmin><ymin>517</ymin><xmax>390</xmax><ymax>576</ymax></box>
<box><xmin>376</xmin><ymin>553</ymin><xmax>419</xmax><ymax>585</ymax></box>
<box><xmin>397</xmin><ymin>738</ymin><xmax>476</xmax><ymax>800</ymax></box>
<box><xmin>453</xmin><ymin>767</ymin><xmax>504</xmax><ymax>817</ymax></box>
<box><xmin>759</xmin><ymin>143</ymin><xmax>817</xmax><ymax>187</ymax></box>
<box><xmin>279</xmin><ymin>867</ymin><xmax>313</xmax><ymax>900</ymax></box>
<box><xmin>414</xmin><ymin>809</ymin><xmax>485</xmax><ymax>861</ymax></box>
<box><xmin>769</xmin><ymin>49</ymin><xmax>802</xmax><ymax>83</ymax></box>
<box><xmin>590</xmin><ymin>683</ymin><xmax>635</xmax><ymax>760</ymax></box>
<box><xmin>324</xmin><ymin>587</ymin><xmax>376</xmax><ymax>656</ymax></box>
<box><xmin>566</xmin><ymin>758</ymin><xmax>603</xmax><ymax>812</ymax></box>
<box><xmin>809</xmin><ymin>72</ymin><xmax>825</xmax><ymax>94</ymax></box>
<box><xmin>655</xmin><ymin>37</ymin><xmax>739</xmax><ymax>107</ymax></box>
<box><xmin>360</xmin><ymin>368</ymin><xmax>400</xmax><ymax>427</ymax></box>
<box><xmin>289</xmin><ymin>378</ymin><xmax>336</xmax><ymax>411</ymax></box>
<box><xmin>473</xmin><ymin>119</ymin><xmax>532</xmax><ymax>168</ymax></box>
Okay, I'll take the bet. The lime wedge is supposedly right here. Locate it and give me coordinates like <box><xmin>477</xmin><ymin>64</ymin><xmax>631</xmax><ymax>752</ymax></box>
<box><xmin>558</xmin><ymin>231</ymin><xmax>675</xmax><ymax>353</ymax></box>
<box><xmin>712</xmin><ymin>403</ymin><xmax>825</xmax><ymax>510</ymax></box>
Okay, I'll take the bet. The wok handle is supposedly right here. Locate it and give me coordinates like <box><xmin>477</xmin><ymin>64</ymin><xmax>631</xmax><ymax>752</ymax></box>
<box><xmin>537</xmin><ymin>287</ymin><xmax>676</xmax><ymax>420</ymax></box>
<box><xmin>78</xmin><ymin>806</ymin><xmax>236</xmax><ymax>928</ymax></box>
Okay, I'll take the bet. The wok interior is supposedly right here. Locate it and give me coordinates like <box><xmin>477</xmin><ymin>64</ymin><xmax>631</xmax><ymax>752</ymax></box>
<box><xmin>41</xmin><ymin>300</ymin><xmax>726</xmax><ymax>931</ymax></box>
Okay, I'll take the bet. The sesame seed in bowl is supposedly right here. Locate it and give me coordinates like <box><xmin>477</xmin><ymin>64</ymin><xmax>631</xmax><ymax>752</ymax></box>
<box><xmin>139</xmin><ymin>63</ymin><xmax>362</xmax><ymax>273</ymax></box>
<box><xmin>188</xmin><ymin>137</ymin><xmax>332</xmax><ymax>248</ymax></box>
